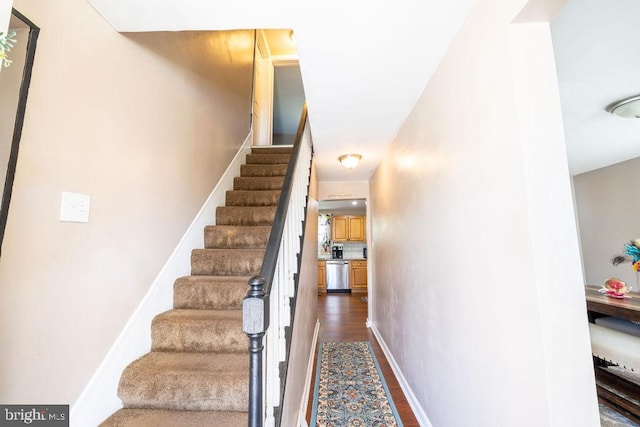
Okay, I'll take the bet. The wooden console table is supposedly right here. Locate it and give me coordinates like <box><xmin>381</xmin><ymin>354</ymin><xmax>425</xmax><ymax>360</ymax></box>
<box><xmin>586</xmin><ymin>285</ymin><xmax>640</xmax><ymax>322</ymax></box>
<box><xmin>585</xmin><ymin>285</ymin><xmax>640</xmax><ymax>423</ymax></box>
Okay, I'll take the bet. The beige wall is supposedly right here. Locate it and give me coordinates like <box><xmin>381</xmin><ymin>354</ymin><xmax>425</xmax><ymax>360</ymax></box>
<box><xmin>574</xmin><ymin>157</ymin><xmax>640</xmax><ymax>288</ymax></box>
<box><xmin>281</xmin><ymin>144</ymin><xmax>318</xmax><ymax>424</ymax></box>
<box><xmin>368</xmin><ymin>0</ymin><xmax>598</xmax><ymax>425</ymax></box>
<box><xmin>317</xmin><ymin>180</ymin><xmax>368</xmax><ymax>201</ymax></box>
<box><xmin>0</xmin><ymin>0</ymin><xmax>253</xmax><ymax>404</ymax></box>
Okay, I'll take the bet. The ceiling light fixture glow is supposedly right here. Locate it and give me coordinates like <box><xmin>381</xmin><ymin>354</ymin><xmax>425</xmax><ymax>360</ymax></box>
<box><xmin>339</xmin><ymin>154</ymin><xmax>362</xmax><ymax>169</ymax></box>
<box><xmin>607</xmin><ymin>95</ymin><xmax>640</xmax><ymax>118</ymax></box>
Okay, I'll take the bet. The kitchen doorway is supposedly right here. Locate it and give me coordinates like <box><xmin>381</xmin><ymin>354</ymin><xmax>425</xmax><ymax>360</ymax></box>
<box><xmin>318</xmin><ymin>198</ymin><xmax>368</xmax><ymax>297</ymax></box>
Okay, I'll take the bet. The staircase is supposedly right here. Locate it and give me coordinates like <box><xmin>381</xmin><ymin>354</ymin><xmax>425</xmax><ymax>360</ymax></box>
<box><xmin>101</xmin><ymin>146</ymin><xmax>293</xmax><ymax>427</ymax></box>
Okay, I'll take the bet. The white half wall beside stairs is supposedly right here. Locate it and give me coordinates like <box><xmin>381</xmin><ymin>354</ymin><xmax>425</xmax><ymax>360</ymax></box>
<box><xmin>279</xmin><ymin>156</ymin><xmax>320</xmax><ymax>424</ymax></box>
<box><xmin>70</xmin><ymin>134</ymin><xmax>253</xmax><ymax>427</ymax></box>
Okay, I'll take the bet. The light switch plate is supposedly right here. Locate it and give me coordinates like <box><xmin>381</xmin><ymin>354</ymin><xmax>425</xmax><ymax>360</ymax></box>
<box><xmin>60</xmin><ymin>192</ymin><xmax>90</xmax><ymax>223</ymax></box>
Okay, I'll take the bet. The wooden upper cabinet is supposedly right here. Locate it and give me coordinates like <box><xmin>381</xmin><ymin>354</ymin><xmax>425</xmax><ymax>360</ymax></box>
<box><xmin>332</xmin><ymin>215</ymin><xmax>366</xmax><ymax>242</ymax></box>
<box><xmin>348</xmin><ymin>216</ymin><xmax>365</xmax><ymax>241</ymax></box>
<box><xmin>332</xmin><ymin>216</ymin><xmax>349</xmax><ymax>241</ymax></box>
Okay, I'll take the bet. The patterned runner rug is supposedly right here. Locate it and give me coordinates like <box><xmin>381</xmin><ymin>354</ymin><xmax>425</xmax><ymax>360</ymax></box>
<box><xmin>311</xmin><ymin>341</ymin><xmax>403</xmax><ymax>426</ymax></box>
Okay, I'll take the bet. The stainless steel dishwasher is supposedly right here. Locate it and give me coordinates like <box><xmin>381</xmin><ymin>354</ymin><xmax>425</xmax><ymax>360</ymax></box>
<box><xmin>326</xmin><ymin>260</ymin><xmax>350</xmax><ymax>292</ymax></box>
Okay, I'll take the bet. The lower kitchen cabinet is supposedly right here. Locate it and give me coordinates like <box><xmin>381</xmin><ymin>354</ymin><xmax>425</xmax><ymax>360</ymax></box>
<box><xmin>350</xmin><ymin>260</ymin><xmax>367</xmax><ymax>293</ymax></box>
<box><xmin>318</xmin><ymin>260</ymin><xmax>326</xmax><ymax>293</ymax></box>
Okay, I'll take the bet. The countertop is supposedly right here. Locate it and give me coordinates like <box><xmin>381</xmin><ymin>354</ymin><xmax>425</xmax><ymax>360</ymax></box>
<box><xmin>319</xmin><ymin>258</ymin><xmax>367</xmax><ymax>261</ymax></box>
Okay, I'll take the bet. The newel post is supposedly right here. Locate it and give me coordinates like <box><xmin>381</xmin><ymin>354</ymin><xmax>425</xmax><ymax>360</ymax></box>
<box><xmin>243</xmin><ymin>276</ymin><xmax>266</xmax><ymax>427</ymax></box>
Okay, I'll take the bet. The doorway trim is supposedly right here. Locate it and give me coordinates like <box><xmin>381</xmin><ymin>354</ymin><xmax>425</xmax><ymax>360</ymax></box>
<box><xmin>252</xmin><ymin>29</ymin><xmax>273</xmax><ymax>146</ymax></box>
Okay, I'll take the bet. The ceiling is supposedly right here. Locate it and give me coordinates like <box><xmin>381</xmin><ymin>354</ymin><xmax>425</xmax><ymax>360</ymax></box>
<box><xmin>551</xmin><ymin>0</ymin><xmax>640</xmax><ymax>175</ymax></box>
<box><xmin>83</xmin><ymin>0</ymin><xmax>621</xmax><ymax>180</ymax></box>
<box><xmin>86</xmin><ymin>0</ymin><xmax>476</xmax><ymax>182</ymax></box>
<box><xmin>263</xmin><ymin>29</ymin><xmax>296</xmax><ymax>57</ymax></box>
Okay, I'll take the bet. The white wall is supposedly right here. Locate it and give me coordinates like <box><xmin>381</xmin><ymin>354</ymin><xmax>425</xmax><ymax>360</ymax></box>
<box><xmin>573</xmin><ymin>156</ymin><xmax>640</xmax><ymax>288</ymax></box>
<box><xmin>0</xmin><ymin>0</ymin><xmax>253</xmax><ymax>405</ymax></box>
<box><xmin>318</xmin><ymin>180</ymin><xmax>369</xmax><ymax>201</ymax></box>
<box><xmin>281</xmin><ymin>151</ymin><xmax>319</xmax><ymax>424</ymax></box>
<box><xmin>0</xmin><ymin>0</ymin><xmax>11</xmax><ymax>35</ymax></box>
<box><xmin>509</xmin><ymin>20</ymin><xmax>597</xmax><ymax>426</ymax></box>
<box><xmin>368</xmin><ymin>0</ymin><xmax>598</xmax><ymax>425</ymax></box>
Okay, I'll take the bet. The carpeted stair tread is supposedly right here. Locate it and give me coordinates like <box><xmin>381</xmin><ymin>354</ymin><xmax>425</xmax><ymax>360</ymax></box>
<box><xmin>226</xmin><ymin>190</ymin><xmax>281</xmax><ymax>207</ymax></box>
<box><xmin>204</xmin><ymin>225</ymin><xmax>271</xmax><ymax>249</ymax></box>
<box><xmin>233</xmin><ymin>176</ymin><xmax>284</xmax><ymax>191</ymax></box>
<box><xmin>152</xmin><ymin>309</ymin><xmax>247</xmax><ymax>353</ymax></box>
<box><xmin>191</xmin><ymin>249</ymin><xmax>264</xmax><ymax>276</ymax></box>
<box><xmin>173</xmin><ymin>276</ymin><xmax>249</xmax><ymax>310</ymax></box>
<box><xmin>118</xmin><ymin>352</ymin><xmax>248</xmax><ymax>412</ymax></box>
<box><xmin>245</xmin><ymin>153</ymin><xmax>291</xmax><ymax>164</ymax></box>
<box><xmin>104</xmin><ymin>146</ymin><xmax>293</xmax><ymax>423</ymax></box>
<box><xmin>251</xmin><ymin>146</ymin><xmax>293</xmax><ymax>155</ymax></box>
<box><xmin>100</xmin><ymin>408</ymin><xmax>246</xmax><ymax>427</ymax></box>
<box><xmin>240</xmin><ymin>163</ymin><xmax>288</xmax><ymax>177</ymax></box>
<box><xmin>215</xmin><ymin>206</ymin><xmax>276</xmax><ymax>226</ymax></box>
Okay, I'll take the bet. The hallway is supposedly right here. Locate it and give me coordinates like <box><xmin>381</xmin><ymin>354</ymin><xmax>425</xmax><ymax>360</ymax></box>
<box><xmin>306</xmin><ymin>292</ymin><xmax>419</xmax><ymax>425</ymax></box>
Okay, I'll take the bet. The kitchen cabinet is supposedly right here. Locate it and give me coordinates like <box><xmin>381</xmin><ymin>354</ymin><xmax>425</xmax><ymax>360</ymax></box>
<box><xmin>318</xmin><ymin>260</ymin><xmax>326</xmax><ymax>293</ymax></box>
<box><xmin>332</xmin><ymin>215</ymin><xmax>365</xmax><ymax>242</ymax></box>
<box><xmin>350</xmin><ymin>260</ymin><xmax>367</xmax><ymax>293</ymax></box>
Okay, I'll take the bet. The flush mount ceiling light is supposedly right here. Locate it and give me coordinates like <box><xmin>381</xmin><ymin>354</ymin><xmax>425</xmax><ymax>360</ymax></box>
<box><xmin>339</xmin><ymin>154</ymin><xmax>362</xmax><ymax>169</ymax></box>
<box><xmin>607</xmin><ymin>95</ymin><xmax>640</xmax><ymax>118</ymax></box>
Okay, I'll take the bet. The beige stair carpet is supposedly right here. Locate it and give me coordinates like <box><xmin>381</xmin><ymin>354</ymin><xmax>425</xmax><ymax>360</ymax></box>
<box><xmin>100</xmin><ymin>146</ymin><xmax>292</xmax><ymax>426</ymax></box>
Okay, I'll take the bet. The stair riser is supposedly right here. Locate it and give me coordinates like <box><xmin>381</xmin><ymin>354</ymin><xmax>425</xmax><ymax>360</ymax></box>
<box><xmin>215</xmin><ymin>207</ymin><xmax>276</xmax><ymax>226</ymax></box>
<box><xmin>233</xmin><ymin>177</ymin><xmax>284</xmax><ymax>191</ymax></box>
<box><xmin>191</xmin><ymin>250</ymin><xmax>264</xmax><ymax>276</ymax></box>
<box><xmin>240</xmin><ymin>164</ymin><xmax>288</xmax><ymax>177</ymax></box>
<box><xmin>174</xmin><ymin>280</ymin><xmax>247</xmax><ymax>310</ymax></box>
<box><xmin>251</xmin><ymin>147</ymin><xmax>293</xmax><ymax>155</ymax></box>
<box><xmin>225</xmin><ymin>190</ymin><xmax>281</xmax><ymax>207</ymax></box>
<box><xmin>151</xmin><ymin>317</ymin><xmax>247</xmax><ymax>353</ymax></box>
<box><xmin>204</xmin><ymin>226</ymin><xmax>271</xmax><ymax>249</ymax></box>
<box><xmin>100</xmin><ymin>409</ymin><xmax>248</xmax><ymax>427</ymax></box>
<box><xmin>119</xmin><ymin>375</ymin><xmax>248</xmax><ymax>412</ymax></box>
<box><xmin>245</xmin><ymin>153</ymin><xmax>290</xmax><ymax>164</ymax></box>
<box><xmin>122</xmin><ymin>393</ymin><xmax>248</xmax><ymax>412</ymax></box>
<box><xmin>117</xmin><ymin>352</ymin><xmax>249</xmax><ymax>413</ymax></box>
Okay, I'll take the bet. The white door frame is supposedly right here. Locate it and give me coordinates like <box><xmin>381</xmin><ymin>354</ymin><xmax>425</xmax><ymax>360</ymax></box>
<box><xmin>252</xmin><ymin>29</ymin><xmax>274</xmax><ymax>146</ymax></box>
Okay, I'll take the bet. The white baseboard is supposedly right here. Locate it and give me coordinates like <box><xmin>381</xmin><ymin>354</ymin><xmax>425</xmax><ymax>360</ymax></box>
<box><xmin>70</xmin><ymin>134</ymin><xmax>253</xmax><ymax>427</ymax></box>
<box><xmin>370</xmin><ymin>323</ymin><xmax>433</xmax><ymax>427</ymax></box>
<box><xmin>297</xmin><ymin>319</ymin><xmax>320</xmax><ymax>427</ymax></box>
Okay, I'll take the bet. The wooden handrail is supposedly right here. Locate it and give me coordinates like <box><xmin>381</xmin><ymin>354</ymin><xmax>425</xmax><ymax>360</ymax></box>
<box><xmin>243</xmin><ymin>104</ymin><xmax>310</xmax><ymax>427</ymax></box>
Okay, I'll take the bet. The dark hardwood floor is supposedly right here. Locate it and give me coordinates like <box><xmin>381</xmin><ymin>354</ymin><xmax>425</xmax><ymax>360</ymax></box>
<box><xmin>306</xmin><ymin>292</ymin><xmax>420</xmax><ymax>426</ymax></box>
